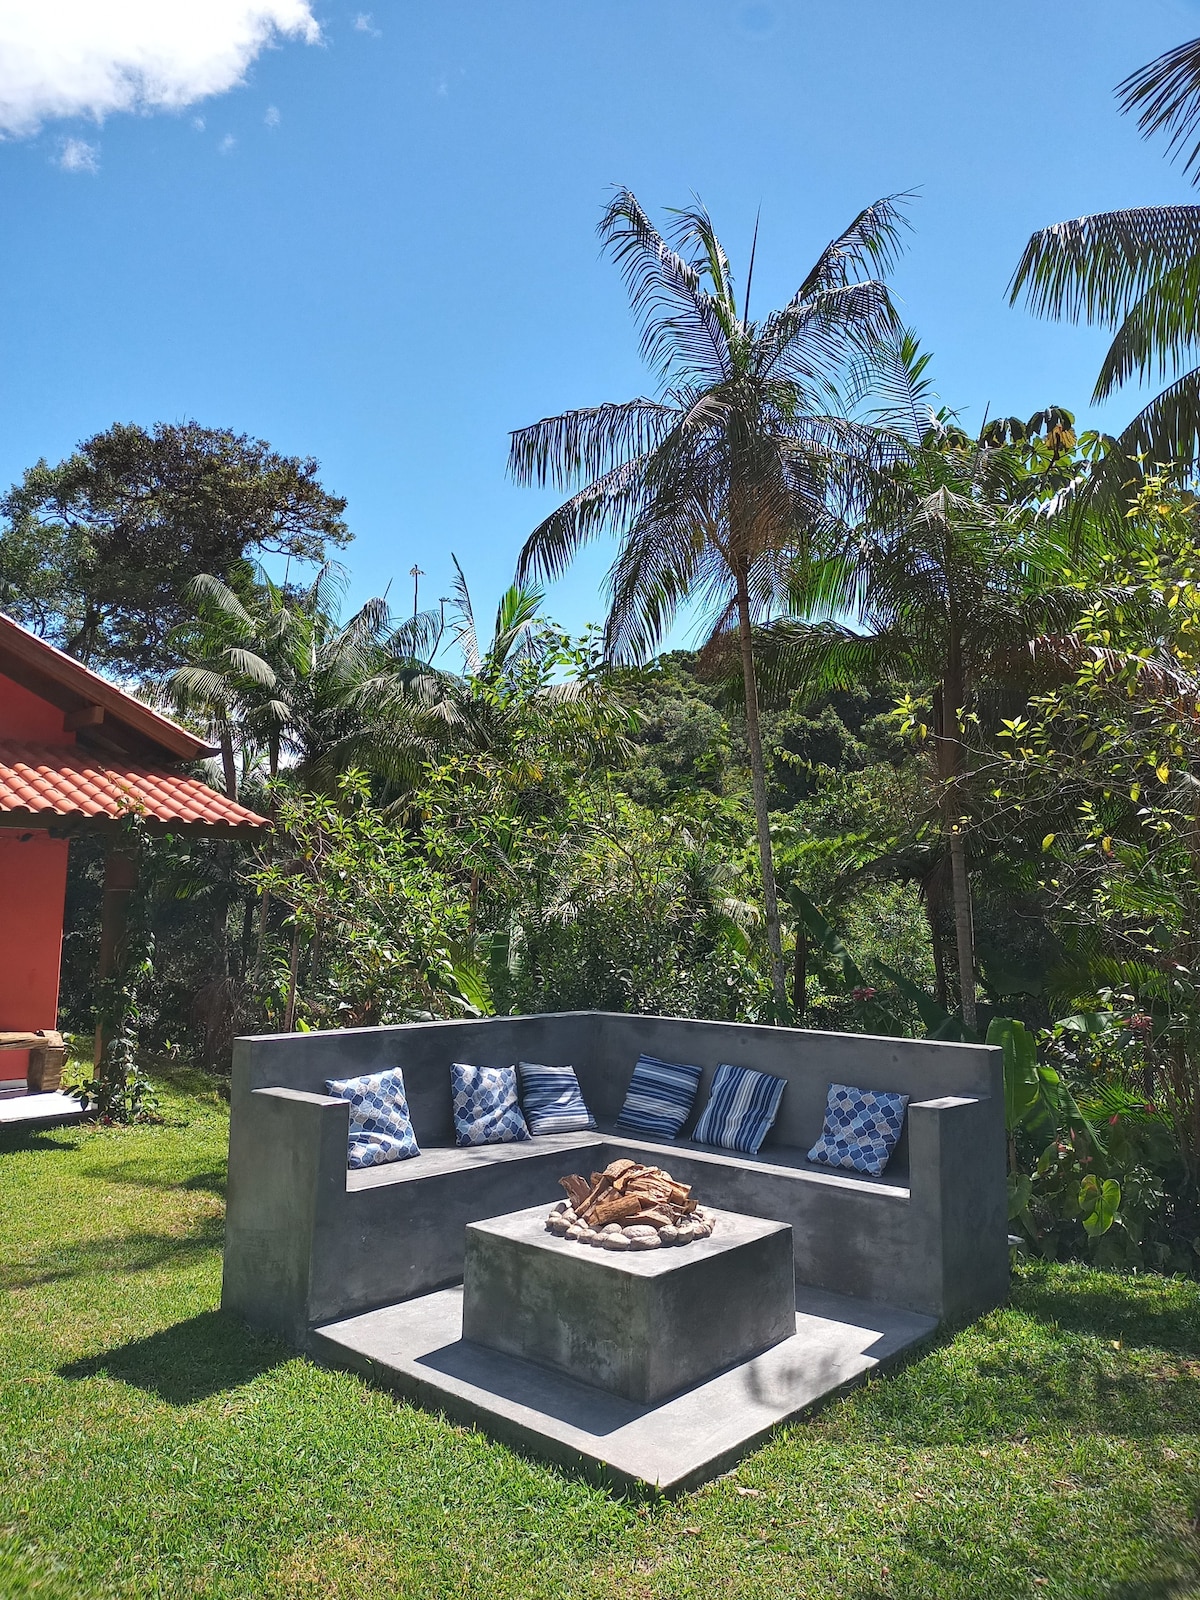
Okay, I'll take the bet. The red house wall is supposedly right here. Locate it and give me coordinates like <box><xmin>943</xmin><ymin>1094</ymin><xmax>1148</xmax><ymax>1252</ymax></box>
<box><xmin>0</xmin><ymin>670</ymin><xmax>73</xmax><ymax>1079</ymax></box>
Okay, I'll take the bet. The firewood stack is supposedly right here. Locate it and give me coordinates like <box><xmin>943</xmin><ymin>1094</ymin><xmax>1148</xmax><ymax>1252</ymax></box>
<box><xmin>546</xmin><ymin>1158</ymin><xmax>717</xmax><ymax>1250</ymax></box>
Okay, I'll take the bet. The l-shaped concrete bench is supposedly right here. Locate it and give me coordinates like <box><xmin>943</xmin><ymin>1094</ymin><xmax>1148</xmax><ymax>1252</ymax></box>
<box><xmin>222</xmin><ymin>1011</ymin><xmax>1008</xmax><ymax>1347</ymax></box>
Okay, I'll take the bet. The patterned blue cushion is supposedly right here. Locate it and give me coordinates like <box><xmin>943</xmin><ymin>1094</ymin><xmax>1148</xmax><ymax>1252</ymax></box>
<box><xmin>615</xmin><ymin>1053</ymin><xmax>703</xmax><ymax>1139</ymax></box>
<box><xmin>691</xmin><ymin>1062</ymin><xmax>787</xmax><ymax>1155</ymax></box>
<box><xmin>450</xmin><ymin>1063</ymin><xmax>531</xmax><ymax>1147</ymax></box>
<box><xmin>517</xmin><ymin>1061</ymin><xmax>596</xmax><ymax>1135</ymax></box>
<box><xmin>324</xmin><ymin>1066</ymin><xmax>421</xmax><ymax>1169</ymax></box>
<box><xmin>807</xmin><ymin>1082</ymin><xmax>909</xmax><ymax>1176</ymax></box>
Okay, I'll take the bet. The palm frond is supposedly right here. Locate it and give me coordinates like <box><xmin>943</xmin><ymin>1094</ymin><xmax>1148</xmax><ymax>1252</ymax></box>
<box><xmin>1118</xmin><ymin>36</ymin><xmax>1200</xmax><ymax>184</ymax></box>
<box><xmin>507</xmin><ymin>398</ymin><xmax>676</xmax><ymax>491</ymax></box>
<box><xmin>1112</xmin><ymin>363</ymin><xmax>1200</xmax><ymax>467</ymax></box>
<box><xmin>598</xmin><ymin>187</ymin><xmax>734</xmax><ymax>384</ymax></box>
<box><xmin>1093</xmin><ymin>255</ymin><xmax>1200</xmax><ymax>396</ymax></box>
<box><xmin>1009</xmin><ymin>205</ymin><xmax>1200</xmax><ymax>323</ymax></box>
<box><xmin>789</xmin><ymin>193</ymin><xmax>914</xmax><ymax>300</ymax></box>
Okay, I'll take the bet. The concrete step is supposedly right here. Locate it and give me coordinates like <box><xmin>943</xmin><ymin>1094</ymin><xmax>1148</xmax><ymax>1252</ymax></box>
<box><xmin>310</xmin><ymin>1282</ymin><xmax>936</xmax><ymax>1494</ymax></box>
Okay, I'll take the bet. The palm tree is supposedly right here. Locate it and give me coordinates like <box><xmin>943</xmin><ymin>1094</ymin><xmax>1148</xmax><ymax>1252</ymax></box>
<box><xmin>1009</xmin><ymin>36</ymin><xmax>1200</xmax><ymax>473</ymax></box>
<box><xmin>168</xmin><ymin>565</ymin><xmax>439</xmax><ymax>794</ymax></box>
<box><xmin>760</xmin><ymin>337</ymin><xmax>1084</xmax><ymax>1030</ymax></box>
<box><xmin>509</xmin><ymin>188</ymin><xmax>907</xmax><ymax>1012</ymax></box>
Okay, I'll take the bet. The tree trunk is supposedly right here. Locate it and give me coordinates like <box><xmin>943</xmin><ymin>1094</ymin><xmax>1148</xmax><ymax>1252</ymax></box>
<box><xmin>734</xmin><ymin>568</ymin><xmax>788</xmax><ymax>1015</ymax></box>
<box><xmin>220</xmin><ymin>729</ymin><xmax>238</xmax><ymax>804</ymax></box>
<box><xmin>948</xmin><ymin>826</ymin><xmax>977</xmax><ymax>1034</ymax></box>
<box><xmin>792</xmin><ymin>920</ymin><xmax>807</xmax><ymax>1020</ymax></box>
<box><xmin>283</xmin><ymin>922</ymin><xmax>301</xmax><ymax>1033</ymax></box>
<box><xmin>937</xmin><ymin>605</ymin><xmax>977</xmax><ymax>1033</ymax></box>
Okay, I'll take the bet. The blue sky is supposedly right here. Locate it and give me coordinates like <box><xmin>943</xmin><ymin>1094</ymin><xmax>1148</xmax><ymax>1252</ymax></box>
<box><xmin>2</xmin><ymin>0</ymin><xmax>1199</xmax><ymax>650</ymax></box>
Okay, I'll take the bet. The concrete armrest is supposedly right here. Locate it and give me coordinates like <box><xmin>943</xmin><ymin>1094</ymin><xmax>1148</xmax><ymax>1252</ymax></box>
<box><xmin>238</xmin><ymin>1085</ymin><xmax>351</xmax><ymax>1195</ymax></box>
<box><xmin>905</xmin><ymin>1094</ymin><xmax>998</xmax><ymax>1210</ymax></box>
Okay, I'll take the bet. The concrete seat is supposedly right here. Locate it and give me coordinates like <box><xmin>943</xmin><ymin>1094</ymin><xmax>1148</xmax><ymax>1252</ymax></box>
<box><xmin>222</xmin><ymin>1011</ymin><xmax>1007</xmax><ymax>1346</ymax></box>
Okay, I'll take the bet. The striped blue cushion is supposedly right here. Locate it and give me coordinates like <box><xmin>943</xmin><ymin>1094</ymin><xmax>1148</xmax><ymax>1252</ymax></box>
<box><xmin>324</xmin><ymin>1066</ymin><xmax>421</xmax><ymax>1169</ymax></box>
<box><xmin>691</xmin><ymin>1062</ymin><xmax>787</xmax><ymax>1155</ymax></box>
<box><xmin>615</xmin><ymin>1053</ymin><xmax>703</xmax><ymax>1139</ymax></box>
<box><xmin>517</xmin><ymin>1061</ymin><xmax>595</xmax><ymax>1135</ymax></box>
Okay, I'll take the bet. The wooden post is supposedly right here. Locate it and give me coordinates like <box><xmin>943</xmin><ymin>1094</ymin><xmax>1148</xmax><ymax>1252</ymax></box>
<box><xmin>93</xmin><ymin>848</ymin><xmax>139</xmax><ymax>1069</ymax></box>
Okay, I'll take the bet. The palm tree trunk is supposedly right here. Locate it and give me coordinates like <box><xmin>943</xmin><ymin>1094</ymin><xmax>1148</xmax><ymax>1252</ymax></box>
<box><xmin>219</xmin><ymin>728</ymin><xmax>238</xmax><ymax>804</ymax></box>
<box><xmin>734</xmin><ymin>569</ymin><xmax>788</xmax><ymax>1015</ymax></box>
<box><xmin>937</xmin><ymin>619</ymin><xmax>977</xmax><ymax>1033</ymax></box>
<box><xmin>949</xmin><ymin>826</ymin><xmax>976</xmax><ymax>1034</ymax></box>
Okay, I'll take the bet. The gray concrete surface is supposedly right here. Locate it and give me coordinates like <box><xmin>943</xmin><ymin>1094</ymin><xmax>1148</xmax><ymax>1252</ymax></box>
<box><xmin>311</xmin><ymin>1281</ymin><xmax>938</xmax><ymax>1493</ymax></box>
<box><xmin>462</xmin><ymin>1204</ymin><xmax>795</xmax><ymax>1403</ymax></box>
<box><xmin>223</xmin><ymin>1010</ymin><xmax>1008</xmax><ymax>1340</ymax></box>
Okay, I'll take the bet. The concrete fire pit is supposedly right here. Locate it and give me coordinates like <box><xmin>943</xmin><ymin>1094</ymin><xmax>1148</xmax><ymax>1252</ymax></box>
<box><xmin>463</xmin><ymin>1202</ymin><xmax>795</xmax><ymax>1404</ymax></box>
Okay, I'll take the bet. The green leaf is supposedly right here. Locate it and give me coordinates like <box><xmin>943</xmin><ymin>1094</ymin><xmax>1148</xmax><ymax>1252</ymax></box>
<box><xmin>1079</xmin><ymin>1175</ymin><xmax>1121</xmax><ymax>1237</ymax></box>
<box><xmin>988</xmin><ymin>1016</ymin><xmax>1040</xmax><ymax>1131</ymax></box>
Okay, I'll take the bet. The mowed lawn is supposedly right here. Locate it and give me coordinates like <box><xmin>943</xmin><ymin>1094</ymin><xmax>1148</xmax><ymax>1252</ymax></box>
<box><xmin>1</xmin><ymin>1074</ymin><xmax>1199</xmax><ymax>1600</ymax></box>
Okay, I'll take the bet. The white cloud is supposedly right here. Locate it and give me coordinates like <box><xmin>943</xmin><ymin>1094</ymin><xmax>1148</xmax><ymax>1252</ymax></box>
<box><xmin>58</xmin><ymin>135</ymin><xmax>99</xmax><ymax>173</ymax></box>
<box><xmin>353</xmin><ymin>13</ymin><xmax>379</xmax><ymax>34</ymax></box>
<box><xmin>192</xmin><ymin>114</ymin><xmax>206</xmax><ymax>132</ymax></box>
<box><xmin>218</xmin><ymin>132</ymin><xmax>236</xmax><ymax>154</ymax></box>
<box><xmin>0</xmin><ymin>1</ymin><xmax>320</xmax><ymax>137</ymax></box>
<box><xmin>264</xmin><ymin>103</ymin><xmax>280</xmax><ymax>126</ymax></box>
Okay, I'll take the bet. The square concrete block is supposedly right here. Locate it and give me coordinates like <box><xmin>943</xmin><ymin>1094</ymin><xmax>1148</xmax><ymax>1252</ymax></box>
<box><xmin>462</xmin><ymin>1203</ymin><xmax>795</xmax><ymax>1404</ymax></box>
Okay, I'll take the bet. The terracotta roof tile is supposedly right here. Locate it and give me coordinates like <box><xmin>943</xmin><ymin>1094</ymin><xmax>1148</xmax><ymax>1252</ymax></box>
<box><xmin>0</xmin><ymin>742</ymin><xmax>268</xmax><ymax>833</ymax></box>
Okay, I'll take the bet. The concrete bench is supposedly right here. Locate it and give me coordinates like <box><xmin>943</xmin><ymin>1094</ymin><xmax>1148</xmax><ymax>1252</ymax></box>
<box><xmin>221</xmin><ymin>1011</ymin><xmax>1007</xmax><ymax>1346</ymax></box>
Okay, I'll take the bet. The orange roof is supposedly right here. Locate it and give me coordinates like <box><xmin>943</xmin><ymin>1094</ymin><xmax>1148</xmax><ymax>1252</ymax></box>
<box><xmin>0</xmin><ymin>612</ymin><xmax>212</xmax><ymax>763</ymax></box>
<box><xmin>0</xmin><ymin>741</ymin><xmax>268</xmax><ymax>836</ymax></box>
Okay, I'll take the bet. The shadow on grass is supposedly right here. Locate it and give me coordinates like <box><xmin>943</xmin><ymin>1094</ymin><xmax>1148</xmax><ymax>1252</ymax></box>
<box><xmin>83</xmin><ymin>1155</ymin><xmax>227</xmax><ymax>1199</ymax></box>
<box><xmin>60</xmin><ymin>1310</ymin><xmax>290</xmax><ymax>1403</ymax></box>
<box><xmin>2</xmin><ymin>1213</ymin><xmax>225</xmax><ymax>1290</ymax></box>
<box><xmin>1014</xmin><ymin>1265</ymin><xmax>1200</xmax><ymax>1357</ymax></box>
<box><xmin>0</xmin><ymin>1129</ymin><xmax>82</xmax><ymax>1155</ymax></box>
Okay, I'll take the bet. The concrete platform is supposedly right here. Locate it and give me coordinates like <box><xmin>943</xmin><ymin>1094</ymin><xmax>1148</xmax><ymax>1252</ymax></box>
<box><xmin>463</xmin><ymin>1205</ymin><xmax>796</xmax><ymax>1403</ymax></box>
<box><xmin>311</xmin><ymin>1282</ymin><xmax>937</xmax><ymax>1493</ymax></box>
<box><xmin>0</xmin><ymin>1089</ymin><xmax>83</xmax><ymax>1130</ymax></box>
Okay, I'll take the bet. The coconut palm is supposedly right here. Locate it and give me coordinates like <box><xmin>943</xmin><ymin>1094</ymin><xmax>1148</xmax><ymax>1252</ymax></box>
<box><xmin>509</xmin><ymin>188</ymin><xmax>908</xmax><ymax>1011</ymax></box>
<box><xmin>1009</xmin><ymin>37</ymin><xmax>1200</xmax><ymax>474</ymax></box>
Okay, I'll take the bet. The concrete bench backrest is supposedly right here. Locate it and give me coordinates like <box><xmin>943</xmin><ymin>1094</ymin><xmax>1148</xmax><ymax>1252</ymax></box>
<box><xmin>231</xmin><ymin>1011</ymin><xmax>1000</xmax><ymax>1170</ymax></box>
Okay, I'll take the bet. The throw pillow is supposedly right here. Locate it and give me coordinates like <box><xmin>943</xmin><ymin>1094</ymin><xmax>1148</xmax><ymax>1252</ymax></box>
<box><xmin>450</xmin><ymin>1063</ymin><xmax>531</xmax><ymax>1147</ymax></box>
<box><xmin>691</xmin><ymin>1061</ymin><xmax>787</xmax><ymax>1155</ymax></box>
<box><xmin>517</xmin><ymin>1061</ymin><xmax>596</xmax><ymax>1135</ymax></box>
<box><xmin>324</xmin><ymin>1066</ymin><xmax>421</xmax><ymax>1169</ymax></box>
<box><xmin>807</xmin><ymin>1082</ymin><xmax>909</xmax><ymax>1176</ymax></box>
<box><xmin>614</xmin><ymin>1053</ymin><xmax>703</xmax><ymax>1140</ymax></box>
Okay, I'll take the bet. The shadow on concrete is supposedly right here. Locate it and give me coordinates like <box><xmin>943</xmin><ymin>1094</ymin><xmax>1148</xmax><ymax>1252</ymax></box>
<box><xmin>2</xmin><ymin>1213</ymin><xmax>224</xmax><ymax>1290</ymax></box>
<box><xmin>60</xmin><ymin>1310</ymin><xmax>290</xmax><ymax>1404</ymax></box>
<box><xmin>417</xmin><ymin>1339</ymin><xmax>644</xmax><ymax>1436</ymax></box>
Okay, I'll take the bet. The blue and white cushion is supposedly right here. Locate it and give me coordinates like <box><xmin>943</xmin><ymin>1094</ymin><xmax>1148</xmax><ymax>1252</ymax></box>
<box><xmin>450</xmin><ymin>1063</ymin><xmax>531</xmax><ymax>1147</ymax></box>
<box><xmin>691</xmin><ymin>1062</ymin><xmax>787</xmax><ymax>1155</ymax></box>
<box><xmin>807</xmin><ymin>1083</ymin><xmax>909</xmax><ymax>1176</ymax></box>
<box><xmin>324</xmin><ymin>1066</ymin><xmax>421</xmax><ymax>1169</ymax></box>
<box><xmin>517</xmin><ymin>1061</ymin><xmax>595</xmax><ymax>1135</ymax></box>
<box><xmin>615</xmin><ymin>1054</ymin><xmax>703</xmax><ymax>1140</ymax></box>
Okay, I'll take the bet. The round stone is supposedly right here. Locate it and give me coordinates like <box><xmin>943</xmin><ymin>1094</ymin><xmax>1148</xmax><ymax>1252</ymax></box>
<box><xmin>566</xmin><ymin>1224</ymin><xmax>587</xmax><ymax>1241</ymax></box>
<box><xmin>601</xmin><ymin>1232</ymin><xmax>631</xmax><ymax>1249</ymax></box>
<box><xmin>546</xmin><ymin>1215</ymin><xmax>570</xmax><ymax>1236</ymax></box>
<box><xmin>658</xmin><ymin>1225</ymin><xmax>679</xmax><ymax>1245</ymax></box>
<box><xmin>674</xmin><ymin>1223</ymin><xmax>697</xmax><ymax>1245</ymax></box>
<box><xmin>624</xmin><ymin>1225</ymin><xmax>662</xmax><ymax>1249</ymax></box>
<box><xmin>552</xmin><ymin>1199</ymin><xmax>569</xmax><ymax>1214</ymax></box>
<box><xmin>601</xmin><ymin>1223</ymin><xmax>624</xmax><ymax>1235</ymax></box>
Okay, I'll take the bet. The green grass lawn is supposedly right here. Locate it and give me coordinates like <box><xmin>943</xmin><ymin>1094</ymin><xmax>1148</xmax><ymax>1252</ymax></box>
<box><xmin>2</xmin><ymin>1072</ymin><xmax>1199</xmax><ymax>1600</ymax></box>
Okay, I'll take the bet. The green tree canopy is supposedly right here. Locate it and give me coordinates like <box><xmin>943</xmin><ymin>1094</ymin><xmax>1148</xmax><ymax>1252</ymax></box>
<box><xmin>0</xmin><ymin>420</ymin><xmax>350</xmax><ymax>677</ymax></box>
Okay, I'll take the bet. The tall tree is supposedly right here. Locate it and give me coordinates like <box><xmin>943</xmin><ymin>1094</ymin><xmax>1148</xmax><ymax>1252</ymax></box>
<box><xmin>1009</xmin><ymin>36</ymin><xmax>1200</xmax><ymax>474</ymax></box>
<box><xmin>509</xmin><ymin>188</ymin><xmax>906</xmax><ymax>1012</ymax></box>
<box><xmin>760</xmin><ymin>336</ymin><xmax>1086</xmax><ymax>1030</ymax></box>
<box><xmin>0</xmin><ymin>421</ymin><xmax>350</xmax><ymax>677</ymax></box>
